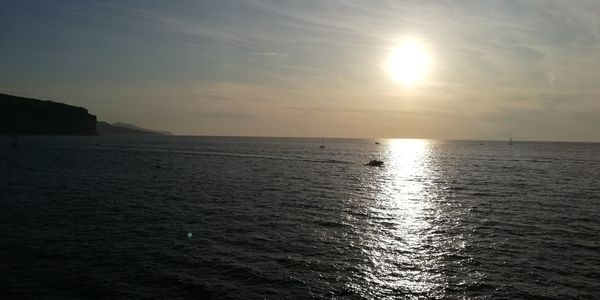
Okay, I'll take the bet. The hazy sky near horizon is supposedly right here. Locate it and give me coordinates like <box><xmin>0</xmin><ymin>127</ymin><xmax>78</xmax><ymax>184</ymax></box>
<box><xmin>2</xmin><ymin>0</ymin><xmax>600</xmax><ymax>140</ymax></box>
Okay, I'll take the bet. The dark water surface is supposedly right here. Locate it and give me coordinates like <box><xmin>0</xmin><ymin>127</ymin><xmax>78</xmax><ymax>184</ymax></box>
<box><xmin>1</xmin><ymin>136</ymin><xmax>599</xmax><ymax>299</ymax></box>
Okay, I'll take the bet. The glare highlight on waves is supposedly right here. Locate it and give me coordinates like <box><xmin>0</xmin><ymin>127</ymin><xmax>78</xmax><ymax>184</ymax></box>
<box><xmin>351</xmin><ymin>139</ymin><xmax>453</xmax><ymax>298</ymax></box>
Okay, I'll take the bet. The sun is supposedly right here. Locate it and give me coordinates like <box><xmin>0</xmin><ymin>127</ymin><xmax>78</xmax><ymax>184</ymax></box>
<box><xmin>385</xmin><ymin>41</ymin><xmax>431</xmax><ymax>86</ymax></box>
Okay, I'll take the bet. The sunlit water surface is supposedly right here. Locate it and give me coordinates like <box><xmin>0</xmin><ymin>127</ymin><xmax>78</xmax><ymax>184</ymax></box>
<box><xmin>1</xmin><ymin>136</ymin><xmax>599</xmax><ymax>299</ymax></box>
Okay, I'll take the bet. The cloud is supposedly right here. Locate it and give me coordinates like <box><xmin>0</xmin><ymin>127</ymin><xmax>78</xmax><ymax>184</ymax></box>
<box><xmin>195</xmin><ymin>111</ymin><xmax>256</xmax><ymax>119</ymax></box>
<box><xmin>2</xmin><ymin>0</ymin><xmax>600</xmax><ymax>139</ymax></box>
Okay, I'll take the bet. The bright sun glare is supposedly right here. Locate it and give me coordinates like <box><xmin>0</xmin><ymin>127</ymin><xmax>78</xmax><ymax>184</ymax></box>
<box><xmin>386</xmin><ymin>41</ymin><xmax>431</xmax><ymax>86</ymax></box>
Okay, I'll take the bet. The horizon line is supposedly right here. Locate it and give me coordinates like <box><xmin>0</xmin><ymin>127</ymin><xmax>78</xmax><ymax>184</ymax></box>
<box><xmin>140</xmin><ymin>134</ymin><xmax>600</xmax><ymax>144</ymax></box>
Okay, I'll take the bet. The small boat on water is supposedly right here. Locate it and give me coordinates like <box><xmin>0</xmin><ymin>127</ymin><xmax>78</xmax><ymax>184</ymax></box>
<box><xmin>366</xmin><ymin>160</ymin><xmax>384</xmax><ymax>166</ymax></box>
<box><xmin>9</xmin><ymin>135</ymin><xmax>18</xmax><ymax>148</ymax></box>
<box><xmin>375</xmin><ymin>142</ymin><xmax>380</xmax><ymax>145</ymax></box>
<box><xmin>152</xmin><ymin>158</ymin><xmax>162</xmax><ymax>168</ymax></box>
<box><xmin>508</xmin><ymin>137</ymin><xmax>513</xmax><ymax>145</ymax></box>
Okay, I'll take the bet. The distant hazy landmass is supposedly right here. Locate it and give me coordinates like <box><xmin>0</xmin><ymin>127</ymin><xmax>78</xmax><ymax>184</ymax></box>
<box><xmin>97</xmin><ymin>121</ymin><xmax>172</xmax><ymax>135</ymax></box>
<box><xmin>0</xmin><ymin>93</ymin><xmax>97</xmax><ymax>135</ymax></box>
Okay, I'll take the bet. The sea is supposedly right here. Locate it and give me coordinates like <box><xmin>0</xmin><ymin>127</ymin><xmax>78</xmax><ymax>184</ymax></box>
<box><xmin>1</xmin><ymin>135</ymin><xmax>599</xmax><ymax>299</ymax></box>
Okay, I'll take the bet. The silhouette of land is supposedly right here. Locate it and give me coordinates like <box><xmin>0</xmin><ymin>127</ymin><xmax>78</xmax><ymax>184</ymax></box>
<box><xmin>0</xmin><ymin>93</ymin><xmax>97</xmax><ymax>135</ymax></box>
<box><xmin>97</xmin><ymin>121</ymin><xmax>172</xmax><ymax>135</ymax></box>
<box><xmin>1</xmin><ymin>93</ymin><xmax>171</xmax><ymax>136</ymax></box>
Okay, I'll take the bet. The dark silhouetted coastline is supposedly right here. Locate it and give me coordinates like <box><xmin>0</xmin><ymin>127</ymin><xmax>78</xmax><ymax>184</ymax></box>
<box><xmin>97</xmin><ymin>121</ymin><xmax>171</xmax><ymax>135</ymax></box>
<box><xmin>0</xmin><ymin>93</ymin><xmax>97</xmax><ymax>135</ymax></box>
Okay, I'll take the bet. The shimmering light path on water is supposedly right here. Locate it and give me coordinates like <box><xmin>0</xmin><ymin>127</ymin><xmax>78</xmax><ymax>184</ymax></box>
<box><xmin>1</xmin><ymin>136</ymin><xmax>599</xmax><ymax>299</ymax></box>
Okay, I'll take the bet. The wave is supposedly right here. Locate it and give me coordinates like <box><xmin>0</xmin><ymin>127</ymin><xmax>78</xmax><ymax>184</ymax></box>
<box><xmin>85</xmin><ymin>145</ymin><xmax>355</xmax><ymax>165</ymax></box>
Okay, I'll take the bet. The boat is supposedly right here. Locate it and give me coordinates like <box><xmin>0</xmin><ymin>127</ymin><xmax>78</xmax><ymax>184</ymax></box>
<box><xmin>153</xmin><ymin>158</ymin><xmax>162</xmax><ymax>168</ymax></box>
<box><xmin>375</xmin><ymin>142</ymin><xmax>380</xmax><ymax>145</ymax></box>
<box><xmin>319</xmin><ymin>137</ymin><xmax>325</xmax><ymax>149</ymax></box>
<box><xmin>366</xmin><ymin>160</ymin><xmax>384</xmax><ymax>166</ymax></box>
<box><xmin>9</xmin><ymin>135</ymin><xmax>18</xmax><ymax>148</ymax></box>
<box><xmin>508</xmin><ymin>137</ymin><xmax>513</xmax><ymax>145</ymax></box>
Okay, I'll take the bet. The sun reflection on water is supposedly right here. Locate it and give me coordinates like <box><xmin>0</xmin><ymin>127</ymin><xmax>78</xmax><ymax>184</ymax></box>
<box><xmin>353</xmin><ymin>139</ymin><xmax>446</xmax><ymax>298</ymax></box>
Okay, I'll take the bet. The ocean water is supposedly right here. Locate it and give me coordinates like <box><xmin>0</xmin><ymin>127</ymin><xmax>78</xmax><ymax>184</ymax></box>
<box><xmin>1</xmin><ymin>136</ymin><xmax>599</xmax><ymax>299</ymax></box>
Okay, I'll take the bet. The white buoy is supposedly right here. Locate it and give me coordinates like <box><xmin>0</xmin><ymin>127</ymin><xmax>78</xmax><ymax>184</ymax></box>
<box><xmin>187</xmin><ymin>232</ymin><xmax>193</xmax><ymax>238</ymax></box>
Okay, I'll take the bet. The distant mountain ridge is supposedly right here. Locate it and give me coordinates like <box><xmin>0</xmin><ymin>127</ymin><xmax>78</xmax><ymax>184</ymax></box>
<box><xmin>97</xmin><ymin>121</ymin><xmax>172</xmax><ymax>135</ymax></box>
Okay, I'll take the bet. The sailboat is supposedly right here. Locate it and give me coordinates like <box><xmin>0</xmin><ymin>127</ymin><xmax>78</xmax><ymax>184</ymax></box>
<box><xmin>319</xmin><ymin>138</ymin><xmax>325</xmax><ymax>149</ymax></box>
<box><xmin>508</xmin><ymin>137</ymin><xmax>513</xmax><ymax>145</ymax></box>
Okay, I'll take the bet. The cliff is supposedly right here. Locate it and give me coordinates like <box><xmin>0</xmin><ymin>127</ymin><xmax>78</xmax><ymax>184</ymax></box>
<box><xmin>0</xmin><ymin>93</ymin><xmax>97</xmax><ymax>135</ymax></box>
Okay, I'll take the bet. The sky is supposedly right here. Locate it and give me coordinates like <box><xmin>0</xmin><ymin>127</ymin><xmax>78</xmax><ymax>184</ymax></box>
<box><xmin>1</xmin><ymin>0</ymin><xmax>600</xmax><ymax>140</ymax></box>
